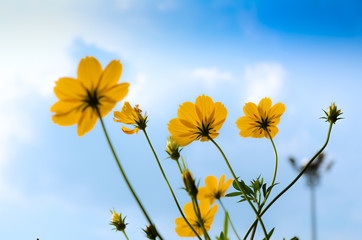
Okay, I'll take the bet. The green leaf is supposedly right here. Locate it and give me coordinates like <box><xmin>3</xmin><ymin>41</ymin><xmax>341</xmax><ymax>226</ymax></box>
<box><xmin>262</xmin><ymin>227</ymin><xmax>275</xmax><ymax>240</ymax></box>
<box><xmin>225</xmin><ymin>192</ymin><xmax>242</xmax><ymax>197</ymax></box>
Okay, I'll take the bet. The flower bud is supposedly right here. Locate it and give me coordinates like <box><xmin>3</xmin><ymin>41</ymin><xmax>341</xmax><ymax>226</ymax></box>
<box><xmin>322</xmin><ymin>102</ymin><xmax>343</xmax><ymax>124</ymax></box>
<box><xmin>110</xmin><ymin>208</ymin><xmax>128</xmax><ymax>231</ymax></box>
<box><xmin>166</xmin><ymin>136</ymin><xmax>180</xmax><ymax>161</ymax></box>
<box><xmin>143</xmin><ymin>224</ymin><xmax>158</xmax><ymax>240</ymax></box>
<box><xmin>182</xmin><ymin>169</ymin><xmax>198</xmax><ymax>197</ymax></box>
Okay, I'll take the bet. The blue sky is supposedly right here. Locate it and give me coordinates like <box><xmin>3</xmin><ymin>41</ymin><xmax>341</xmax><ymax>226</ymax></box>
<box><xmin>1</xmin><ymin>0</ymin><xmax>362</xmax><ymax>239</ymax></box>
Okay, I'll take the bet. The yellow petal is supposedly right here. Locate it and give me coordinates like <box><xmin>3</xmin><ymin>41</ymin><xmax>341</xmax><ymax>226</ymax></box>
<box><xmin>102</xmin><ymin>82</ymin><xmax>129</xmax><ymax>102</ymax></box>
<box><xmin>52</xmin><ymin>107</ymin><xmax>82</xmax><ymax>126</ymax></box>
<box><xmin>54</xmin><ymin>77</ymin><xmax>86</xmax><ymax>100</ymax></box>
<box><xmin>77</xmin><ymin>107</ymin><xmax>98</xmax><ymax>136</ymax></box>
<box><xmin>205</xmin><ymin>176</ymin><xmax>218</xmax><ymax>193</ymax></box>
<box><xmin>243</xmin><ymin>102</ymin><xmax>260</xmax><ymax>121</ymax></box>
<box><xmin>212</xmin><ymin>102</ymin><xmax>227</xmax><ymax>132</ymax></box>
<box><xmin>177</xmin><ymin>102</ymin><xmax>199</xmax><ymax>127</ymax></box>
<box><xmin>204</xmin><ymin>203</ymin><xmax>218</xmax><ymax>230</ymax></box>
<box><xmin>268</xmin><ymin>102</ymin><xmax>286</xmax><ymax>120</ymax></box>
<box><xmin>258</xmin><ymin>97</ymin><xmax>272</xmax><ymax>120</ymax></box>
<box><xmin>175</xmin><ymin>217</ymin><xmax>202</xmax><ymax>237</ymax></box>
<box><xmin>121</xmin><ymin>126</ymin><xmax>139</xmax><ymax>134</ymax></box>
<box><xmin>183</xmin><ymin>202</ymin><xmax>196</xmax><ymax>219</ymax></box>
<box><xmin>50</xmin><ymin>100</ymin><xmax>84</xmax><ymax>114</ymax></box>
<box><xmin>98</xmin><ymin>60</ymin><xmax>123</xmax><ymax>92</ymax></box>
<box><xmin>98</xmin><ymin>98</ymin><xmax>117</xmax><ymax>118</ymax></box>
<box><xmin>265</xmin><ymin>126</ymin><xmax>279</xmax><ymax>139</ymax></box>
<box><xmin>77</xmin><ymin>56</ymin><xmax>102</xmax><ymax>91</ymax></box>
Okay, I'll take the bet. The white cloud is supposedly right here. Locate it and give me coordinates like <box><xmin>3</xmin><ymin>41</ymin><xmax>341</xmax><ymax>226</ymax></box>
<box><xmin>190</xmin><ymin>68</ymin><xmax>233</xmax><ymax>88</ymax></box>
<box><xmin>244</xmin><ymin>62</ymin><xmax>286</xmax><ymax>102</ymax></box>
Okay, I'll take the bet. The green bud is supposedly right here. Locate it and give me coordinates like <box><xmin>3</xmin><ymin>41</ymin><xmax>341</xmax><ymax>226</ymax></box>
<box><xmin>321</xmin><ymin>102</ymin><xmax>343</xmax><ymax>124</ymax></box>
<box><xmin>143</xmin><ymin>224</ymin><xmax>158</xmax><ymax>240</ymax></box>
<box><xmin>110</xmin><ymin>208</ymin><xmax>128</xmax><ymax>232</ymax></box>
<box><xmin>182</xmin><ymin>169</ymin><xmax>198</xmax><ymax>197</ymax></box>
<box><xmin>166</xmin><ymin>136</ymin><xmax>180</xmax><ymax>161</ymax></box>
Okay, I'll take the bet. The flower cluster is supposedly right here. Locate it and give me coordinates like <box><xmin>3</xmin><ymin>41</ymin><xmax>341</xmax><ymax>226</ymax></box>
<box><xmin>52</xmin><ymin>56</ymin><xmax>340</xmax><ymax>240</ymax></box>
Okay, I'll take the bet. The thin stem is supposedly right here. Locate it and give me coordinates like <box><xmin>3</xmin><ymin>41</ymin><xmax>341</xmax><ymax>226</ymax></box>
<box><xmin>192</xmin><ymin>197</ymin><xmax>211</xmax><ymax>240</ymax></box>
<box><xmin>219</xmin><ymin>199</ymin><xmax>241</xmax><ymax>240</ymax></box>
<box><xmin>261</xmin><ymin>130</ymin><xmax>278</xmax><ymax>206</ymax></box>
<box><xmin>249</xmin><ymin>209</ymin><xmax>261</xmax><ymax>240</ymax></box>
<box><xmin>209</xmin><ymin>138</ymin><xmax>269</xmax><ymax>239</ymax></box>
<box><xmin>95</xmin><ymin>109</ymin><xmax>163</xmax><ymax>240</ymax></box>
<box><xmin>175</xmin><ymin>159</ymin><xmax>183</xmax><ymax>174</ymax></box>
<box><xmin>122</xmin><ymin>230</ymin><xmax>130</xmax><ymax>240</ymax></box>
<box><xmin>244</xmin><ymin>122</ymin><xmax>333</xmax><ymax>239</ymax></box>
<box><xmin>249</xmin><ymin>131</ymin><xmax>278</xmax><ymax>239</ymax></box>
<box><xmin>142</xmin><ymin>129</ymin><xmax>202</xmax><ymax>240</ymax></box>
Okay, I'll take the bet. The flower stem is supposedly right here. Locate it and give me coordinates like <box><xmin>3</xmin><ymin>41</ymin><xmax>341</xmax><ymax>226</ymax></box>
<box><xmin>95</xmin><ymin>109</ymin><xmax>163</xmax><ymax>240</ymax></box>
<box><xmin>209</xmin><ymin>137</ymin><xmax>270</xmax><ymax>240</ymax></box>
<box><xmin>244</xmin><ymin>122</ymin><xmax>334</xmax><ymax>239</ymax></box>
<box><xmin>192</xmin><ymin>197</ymin><xmax>211</xmax><ymax>240</ymax></box>
<box><xmin>218</xmin><ymin>199</ymin><xmax>241</xmax><ymax>240</ymax></box>
<box><xmin>122</xmin><ymin>230</ymin><xmax>130</xmax><ymax>240</ymax></box>
<box><xmin>263</xmin><ymin>130</ymin><xmax>278</xmax><ymax>204</ymax></box>
<box><xmin>142</xmin><ymin>129</ymin><xmax>202</xmax><ymax>240</ymax></box>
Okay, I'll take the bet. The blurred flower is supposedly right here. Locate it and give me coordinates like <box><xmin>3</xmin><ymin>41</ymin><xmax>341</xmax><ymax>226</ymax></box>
<box><xmin>236</xmin><ymin>97</ymin><xmax>285</xmax><ymax>139</ymax></box>
<box><xmin>110</xmin><ymin>208</ymin><xmax>128</xmax><ymax>231</ymax></box>
<box><xmin>51</xmin><ymin>56</ymin><xmax>129</xmax><ymax>136</ymax></box>
<box><xmin>166</xmin><ymin>136</ymin><xmax>181</xmax><ymax>161</ymax></box>
<box><xmin>168</xmin><ymin>94</ymin><xmax>227</xmax><ymax>147</ymax></box>
<box><xmin>198</xmin><ymin>175</ymin><xmax>233</xmax><ymax>204</ymax></box>
<box><xmin>113</xmin><ymin>102</ymin><xmax>147</xmax><ymax>134</ymax></box>
<box><xmin>175</xmin><ymin>201</ymin><xmax>218</xmax><ymax>237</ymax></box>
<box><xmin>321</xmin><ymin>102</ymin><xmax>342</xmax><ymax>124</ymax></box>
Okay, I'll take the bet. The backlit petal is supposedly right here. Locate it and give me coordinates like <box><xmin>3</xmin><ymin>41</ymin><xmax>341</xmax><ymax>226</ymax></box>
<box><xmin>77</xmin><ymin>107</ymin><xmax>98</xmax><ymax>136</ymax></box>
<box><xmin>103</xmin><ymin>82</ymin><xmax>129</xmax><ymax>102</ymax></box>
<box><xmin>258</xmin><ymin>97</ymin><xmax>272</xmax><ymax>120</ymax></box>
<box><xmin>77</xmin><ymin>56</ymin><xmax>102</xmax><ymax>91</ymax></box>
<box><xmin>54</xmin><ymin>77</ymin><xmax>85</xmax><ymax>100</ymax></box>
<box><xmin>98</xmin><ymin>60</ymin><xmax>123</xmax><ymax>91</ymax></box>
<box><xmin>243</xmin><ymin>102</ymin><xmax>260</xmax><ymax>121</ymax></box>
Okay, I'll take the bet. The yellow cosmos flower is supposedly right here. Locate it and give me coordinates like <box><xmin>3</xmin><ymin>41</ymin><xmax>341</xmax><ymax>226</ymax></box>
<box><xmin>236</xmin><ymin>97</ymin><xmax>285</xmax><ymax>139</ymax></box>
<box><xmin>168</xmin><ymin>94</ymin><xmax>227</xmax><ymax>147</ymax></box>
<box><xmin>175</xmin><ymin>201</ymin><xmax>218</xmax><ymax>237</ymax></box>
<box><xmin>113</xmin><ymin>102</ymin><xmax>147</xmax><ymax>134</ymax></box>
<box><xmin>51</xmin><ymin>56</ymin><xmax>129</xmax><ymax>136</ymax></box>
<box><xmin>198</xmin><ymin>175</ymin><xmax>233</xmax><ymax>205</ymax></box>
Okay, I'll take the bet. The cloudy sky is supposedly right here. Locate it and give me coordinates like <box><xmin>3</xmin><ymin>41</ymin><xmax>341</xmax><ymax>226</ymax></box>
<box><xmin>1</xmin><ymin>0</ymin><xmax>362</xmax><ymax>239</ymax></box>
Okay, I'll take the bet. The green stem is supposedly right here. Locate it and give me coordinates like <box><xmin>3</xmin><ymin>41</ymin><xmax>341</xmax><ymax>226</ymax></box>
<box><xmin>209</xmin><ymin>138</ymin><xmax>269</xmax><ymax>240</ymax></box>
<box><xmin>176</xmin><ymin>159</ymin><xmax>183</xmax><ymax>174</ymax></box>
<box><xmin>142</xmin><ymin>129</ymin><xmax>202</xmax><ymax>240</ymax></box>
<box><xmin>249</xmin><ymin>209</ymin><xmax>261</xmax><ymax>240</ymax></box>
<box><xmin>262</xmin><ymin>130</ymin><xmax>278</xmax><ymax>205</ymax></box>
<box><xmin>244</xmin><ymin>122</ymin><xmax>333</xmax><ymax>239</ymax></box>
<box><xmin>95</xmin><ymin>109</ymin><xmax>163</xmax><ymax>240</ymax></box>
<box><xmin>192</xmin><ymin>197</ymin><xmax>211</xmax><ymax>240</ymax></box>
<box><xmin>122</xmin><ymin>230</ymin><xmax>130</xmax><ymax>240</ymax></box>
<box><xmin>219</xmin><ymin>199</ymin><xmax>241</xmax><ymax>240</ymax></box>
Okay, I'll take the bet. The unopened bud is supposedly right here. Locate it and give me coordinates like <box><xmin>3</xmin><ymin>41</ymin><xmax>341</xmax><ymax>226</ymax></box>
<box><xmin>182</xmin><ymin>170</ymin><xmax>198</xmax><ymax>197</ymax></box>
<box><xmin>321</xmin><ymin>102</ymin><xmax>343</xmax><ymax>124</ymax></box>
<box><xmin>110</xmin><ymin>208</ymin><xmax>128</xmax><ymax>231</ymax></box>
<box><xmin>143</xmin><ymin>224</ymin><xmax>158</xmax><ymax>240</ymax></box>
<box><xmin>166</xmin><ymin>136</ymin><xmax>180</xmax><ymax>161</ymax></box>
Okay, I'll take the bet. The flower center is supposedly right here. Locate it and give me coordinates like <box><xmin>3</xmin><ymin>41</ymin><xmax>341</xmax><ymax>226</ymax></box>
<box><xmin>85</xmin><ymin>89</ymin><xmax>100</xmax><ymax>109</ymax></box>
<box><xmin>256</xmin><ymin>116</ymin><xmax>270</xmax><ymax>130</ymax></box>
<box><xmin>196</xmin><ymin>121</ymin><xmax>213</xmax><ymax>138</ymax></box>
